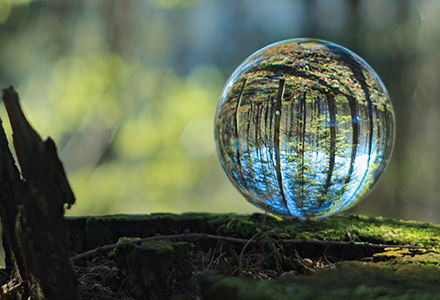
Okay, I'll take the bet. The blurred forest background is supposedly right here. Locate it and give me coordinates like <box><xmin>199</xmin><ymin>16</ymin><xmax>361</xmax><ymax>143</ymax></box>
<box><xmin>0</xmin><ymin>0</ymin><xmax>438</xmax><ymax>222</ymax></box>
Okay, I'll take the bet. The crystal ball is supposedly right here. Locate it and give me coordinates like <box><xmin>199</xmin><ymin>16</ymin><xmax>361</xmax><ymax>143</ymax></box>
<box><xmin>214</xmin><ymin>38</ymin><xmax>395</xmax><ymax>218</ymax></box>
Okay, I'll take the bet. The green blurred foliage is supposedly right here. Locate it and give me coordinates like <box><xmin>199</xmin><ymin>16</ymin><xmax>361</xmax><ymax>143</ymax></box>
<box><xmin>0</xmin><ymin>0</ymin><xmax>266</xmax><ymax>216</ymax></box>
<box><xmin>0</xmin><ymin>0</ymin><xmax>439</xmax><ymax>222</ymax></box>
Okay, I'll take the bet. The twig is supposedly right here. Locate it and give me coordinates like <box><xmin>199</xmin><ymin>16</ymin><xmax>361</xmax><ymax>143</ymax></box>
<box><xmin>72</xmin><ymin>233</ymin><xmax>254</xmax><ymax>261</ymax></box>
<box><xmin>72</xmin><ymin>232</ymin><xmax>431</xmax><ymax>262</ymax></box>
<box><xmin>239</xmin><ymin>230</ymin><xmax>261</xmax><ymax>276</ymax></box>
<box><xmin>294</xmin><ymin>249</ymin><xmax>314</xmax><ymax>270</ymax></box>
<box><xmin>281</xmin><ymin>239</ymin><xmax>430</xmax><ymax>250</ymax></box>
<box><xmin>205</xmin><ymin>248</ymin><xmax>217</xmax><ymax>270</ymax></box>
<box><xmin>1</xmin><ymin>281</ymin><xmax>22</xmax><ymax>297</ymax></box>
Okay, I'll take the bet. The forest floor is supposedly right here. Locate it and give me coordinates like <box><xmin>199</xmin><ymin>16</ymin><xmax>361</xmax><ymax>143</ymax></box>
<box><xmin>67</xmin><ymin>213</ymin><xmax>440</xmax><ymax>300</ymax></box>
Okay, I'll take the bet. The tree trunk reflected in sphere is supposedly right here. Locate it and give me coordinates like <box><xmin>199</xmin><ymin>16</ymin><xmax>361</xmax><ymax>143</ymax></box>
<box><xmin>214</xmin><ymin>38</ymin><xmax>395</xmax><ymax>218</ymax></box>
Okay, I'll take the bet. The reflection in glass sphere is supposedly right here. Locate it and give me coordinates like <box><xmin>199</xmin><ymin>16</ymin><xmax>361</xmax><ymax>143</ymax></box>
<box><xmin>214</xmin><ymin>38</ymin><xmax>395</xmax><ymax>218</ymax></box>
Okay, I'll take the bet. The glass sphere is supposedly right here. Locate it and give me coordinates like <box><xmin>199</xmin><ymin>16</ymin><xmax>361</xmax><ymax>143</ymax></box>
<box><xmin>214</xmin><ymin>38</ymin><xmax>395</xmax><ymax>218</ymax></box>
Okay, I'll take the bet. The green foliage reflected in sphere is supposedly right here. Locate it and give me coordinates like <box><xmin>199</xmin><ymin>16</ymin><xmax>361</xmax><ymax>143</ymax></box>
<box><xmin>214</xmin><ymin>38</ymin><xmax>395</xmax><ymax>218</ymax></box>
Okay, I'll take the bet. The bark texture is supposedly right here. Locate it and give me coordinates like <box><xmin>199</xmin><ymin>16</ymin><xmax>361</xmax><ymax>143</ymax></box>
<box><xmin>0</xmin><ymin>87</ymin><xmax>78</xmax><ymax>299</ymax></box>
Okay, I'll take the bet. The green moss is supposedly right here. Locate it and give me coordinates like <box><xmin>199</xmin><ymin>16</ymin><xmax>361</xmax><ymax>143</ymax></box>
<box><xmin>252</xmin><ymin>214</ymin><xmax>440</xmax><ymax>247</ymax></box>
<box><xmin>77</xmin><ymin>213</ymin><xmax>440</xmax><ymax>248</ymax></box>
<box><xmin>108</xmin><ymin>237</ymin><xmax>141</xmax><ymax>257</ymax></box>
<box><xmin>85</xmin><ymin>215</ymin><xmax>130</xmax><ymax>234</ymax></box>
<box><xmin>191</xmin><ymin>214</ymin><xmax>440</xmax><ymax>299</ymax></box>
<box><xmin>210</xmin><ymin>214</ymin><xmax>259</xmax><ymax>237</ymax></box>
<box><xmin>196</xmin><ymin>261</ymin><xmax>440</xmax><ymax>300</ymax></box>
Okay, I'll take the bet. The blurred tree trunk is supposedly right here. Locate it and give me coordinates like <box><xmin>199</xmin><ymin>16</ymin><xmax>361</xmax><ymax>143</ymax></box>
<box><xmin>345</xmin><ymin>0</ymin><xmax>360</xmax><ymax>52</ymax></box>
<box><xmin>386</xmin><ymin>0</ymin><xmax>417</xmax><ymax>217</ymax></box>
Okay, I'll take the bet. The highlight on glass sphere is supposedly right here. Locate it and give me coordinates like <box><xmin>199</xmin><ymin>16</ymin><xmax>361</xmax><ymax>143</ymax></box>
<box><xmin>214</xmin><ymin>38</ymin><xmax>395</xmax><ymax>219</ymax></box>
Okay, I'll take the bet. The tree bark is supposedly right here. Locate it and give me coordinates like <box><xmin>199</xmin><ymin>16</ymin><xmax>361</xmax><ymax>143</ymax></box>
<box><xmin>0</xmin><ymin>87</ymin><xmax>78</xmax><ymax>299</ymax></box>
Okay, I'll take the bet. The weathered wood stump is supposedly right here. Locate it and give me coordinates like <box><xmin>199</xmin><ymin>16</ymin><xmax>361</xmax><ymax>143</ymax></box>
<box><xmin>0</xmin><ymin>87</ymin><xmax>78</xmax><ymax>299</ymax></box>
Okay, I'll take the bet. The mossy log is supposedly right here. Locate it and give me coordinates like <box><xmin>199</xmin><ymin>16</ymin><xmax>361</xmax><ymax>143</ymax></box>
<box><xmin>68</xmin><ymin>213</ymin><xmax>440</xmax><ymax>299</ymax></box>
